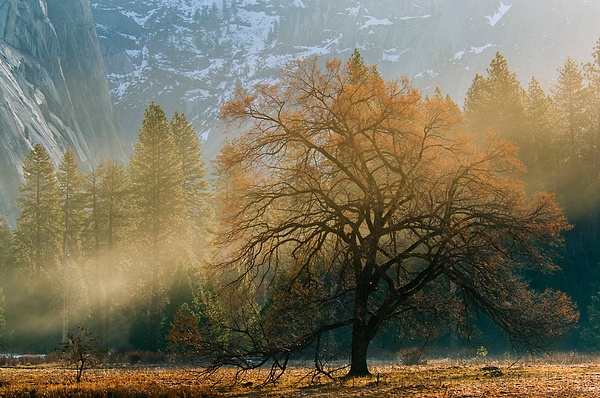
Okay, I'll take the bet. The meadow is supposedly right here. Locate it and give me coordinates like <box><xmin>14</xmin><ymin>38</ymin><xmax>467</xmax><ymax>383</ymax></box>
<box><xmin>2</xmin><ymin>355</ymin><xmax>600</xmax><ymax>397</ymax></box>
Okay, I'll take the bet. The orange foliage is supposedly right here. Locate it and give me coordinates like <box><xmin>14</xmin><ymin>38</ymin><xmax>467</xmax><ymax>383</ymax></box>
<box><xmin>213</xmin><ymin>53</ymin><xmax>577</xmax><ymax>376</ymax></box>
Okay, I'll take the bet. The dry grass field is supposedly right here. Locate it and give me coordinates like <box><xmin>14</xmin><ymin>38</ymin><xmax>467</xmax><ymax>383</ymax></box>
<box><xmin>2</xmin><ymin>356</ymin><xmax>600</xmax><ymax>397</ymax></box>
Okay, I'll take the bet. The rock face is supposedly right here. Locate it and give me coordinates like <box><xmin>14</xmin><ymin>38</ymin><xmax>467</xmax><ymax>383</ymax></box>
<box><xmin>2</xmin><ymin>0</ymin><xmax>598</xmax><ymax>219</ymax></box>
<box><xmin>0</xmin><ymin>0</ymin><xmax>123</xmax><ymax>222</ymax></box>
<box><xmin>92</xmin><ymin>0</ymin><xmax>600</xmax><ymax>159</ymax></box>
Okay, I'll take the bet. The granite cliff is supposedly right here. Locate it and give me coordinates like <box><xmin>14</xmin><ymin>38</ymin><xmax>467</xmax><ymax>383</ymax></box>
<box><xmin>0</xmin><ymin>0</ymin><xmax>123</xmax><ymax>221</ymax></box>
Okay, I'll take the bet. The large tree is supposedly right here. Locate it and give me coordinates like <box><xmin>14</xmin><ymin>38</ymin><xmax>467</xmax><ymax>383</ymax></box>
<box><xmin>585</xmin><ymin>39</ymin><xmax>600</xmax><ymax>172</ymax></box>
<box><xmin>523</xmin><ymin>77</ymin><xmax>562</xmax><ymax>192</ymax></box>
<box><xmin>12</xmin><ymin>144</ymin><xmax>63</xmax><ymax>349</ymax></box>
<box><xmin>14</xmin><ymin>144</ymin><xmax>62</xmax><ymax>277</ymax></box>
<box><xmin>464</xmin><ymin>53</ymin><xmax>526</xmax><ymax>143</ymax></box>
<box><xmin>130</xmin><ymin>102</ymin><xmax>185</xmax><ymax>352</ymax></box>
<box><xmin>213</xmin><ymin>54</ymin><xmax>577</xmax><ymax>376</ymax></box>
<box><xmin>170</xmin><ymin>111</ymin><xmax>212</xmax><ymax>261</ymax></box>
<box><xmin>83</xmin><ymin>160</ymin><xmax>132</xmax><ymax>347</ymax></box>
<box><xmin>58</xmin><ymin>148</ymin><xmax>85</xmax><ymax>342</ymax></box>
<box><xmin>552</xmin><ymin>57</ymin><xmax>589</xmax><ymax>162</ymax></box>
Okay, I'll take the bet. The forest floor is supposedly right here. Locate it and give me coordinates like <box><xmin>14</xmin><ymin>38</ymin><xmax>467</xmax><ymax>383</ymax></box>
<box><xmin>2</xmin><ymin>355</ymin><xmax>600</xmax><ymax>397</ymax></box>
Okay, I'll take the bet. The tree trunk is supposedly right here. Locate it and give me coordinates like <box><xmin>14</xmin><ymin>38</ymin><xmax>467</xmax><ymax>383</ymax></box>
<box><xmin>148</xmin><ymin>252</ymin><xmax>160</xmax><ymax>352</ymax></box>
<box><xmin>348</xmin><ymin>319</ymin><xmax>371</xmax><ymax>376</ymax></box>
<box><xmin>348</xmin><ymin>281</ymin><xmax>371</xmax><ymax>376</ymax></box>
<box><xmin>62</xmin><ymin>240</ymin><xmax>69</xmax><ymax>344</ymax></box>
<box><xmin>149</xmin><ymin>291</ymin><xmax>159</xmax><ymax>352</ymax></box>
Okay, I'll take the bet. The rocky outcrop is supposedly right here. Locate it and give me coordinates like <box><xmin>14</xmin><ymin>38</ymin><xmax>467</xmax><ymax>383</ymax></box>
<box><xmin>47</xmin><ymin>0</ymin><xmax>123</xmax><ymax>160</ymax></box>
<box><xmin>0</xmin><ymin>0</ymin><xmax>123</xmax><ymax>222</ymax></box>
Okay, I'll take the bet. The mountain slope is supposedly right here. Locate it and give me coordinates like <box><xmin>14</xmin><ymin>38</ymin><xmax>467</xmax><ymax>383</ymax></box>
<box><xmin>0</xmin><ymin>0</ymin><xmax>123</xmax><ymax>221</ymax></box>
<box><xmin>92</xmin><ymin>0</ymin><xmax>600</xmax><ymax>158</ymax></box>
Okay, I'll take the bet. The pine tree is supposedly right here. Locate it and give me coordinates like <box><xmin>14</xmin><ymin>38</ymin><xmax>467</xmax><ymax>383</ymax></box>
<box><xmin>161</xmin><ymin>262</ymin><xmax>196</xmax><ymax>349</ymax></box>
<box><xmin>582</xmin><ymin>290</ymin><xmax>600</xmax><ymax>350</ymax></box>
<box><xmin>58</xmin><ymin>148</ymin><xmax>85</xmax><ymax>342</ymax></box>
<box><xmin>97</xmin><ymin>160</ymin><xmax>132</xmax><ymax>347</ymax></box>
<box><xmin>170</xmin><ymin>112</ymin><xmax>210</xmax><ymax>237</ymax></box>
<box><xmin>0</xmin><ymin>217</ymin><xmax>9</xmax><ymax>270</ymax></box>
<box><xmin>130</xmin><ymin>102</ymin><xmax>185</xmax><ymax>352</ymax></box>
<box><xmin>552</xmin><ymin>57</ymin><xmax>589</xmax><ymax>161</ymax></box>
<box><xmin>584</xmin><ymin>39</ymin><xmax>600</xmax><ymax>181</ymax></box>
<box><xmin>463</xmin><ymin>73</ymin><xmax>490</xmax><ymax>133</ymax></box>
<box><xmin>14</xmin><ymin>144</ymin><xmax>62</xmax><ymax>277</ymax></box>
<box><xmin>13</xmin><ymin>144</ymin><xmax>62</xmax><ymax>349</ymax></box>
<box><xmin>523</xmin><ymin>77</ymin><xmax>562</xmax><ymax>192</ymax></box>
<box><xmin>0</xmin><ymin>287</ymin><xmax>6</xmax><ymax>349</ymax></box>
<box><xmin>82</xmin><ymin>162</ymin><xmax>105</xmax><ymax>343</ymax></box>
<box><xmin>464</xmin><ymin>52</ymin><xmax>526</xmax><ymax>143</ymax></box>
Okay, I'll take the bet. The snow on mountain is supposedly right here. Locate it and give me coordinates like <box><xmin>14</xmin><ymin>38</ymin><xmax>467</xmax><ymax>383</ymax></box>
<box><xmin>487</xmin><ymin>2</ymin><xmax>512</xmax><ymax>27</ymax></box>
<box><xmin>0</xmin><ymin>0</ymin><xmax>597</xmax><ymax>220</ymax></box>
<box><xmin>91</xmin><ymin>0</ymin><xmax>599</xmax><ymax>161</ymax></box>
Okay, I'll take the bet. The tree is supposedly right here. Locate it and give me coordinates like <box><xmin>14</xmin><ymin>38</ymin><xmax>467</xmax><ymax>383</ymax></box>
<box><xmin>552</xmin><ymin>57</ymin><xmax>589</xmax><ymax>162</ymax></box>
<box><xmin>12</xmin><ymin>144</ymin><xmax>63</xmax><ymax>349</ymax></box>
<box><xmin>14</xmin><ymin>144</ymin><xmax>62</xmax><ymax>277</ymax></box>
<box><xmin>0</xmin><ymin>287</ymin><xmax>6</xmax><ymax>350</ymax></box>
<box><xmin>58</xmin><ymin>148</ymin><xmax>85</xmax><ymax>343</ymax></box>
<box><xmin>523</xmin><ymin>77</ymin><xmax>562</xmax><ymax>192</ymax></box>
<box><xmin>582</xmin><ymin>290</ymin><xmax>600</xmax><ymax>351</ymax></box>
<box><xmin>161</xmin><ymin>263</ymin><xmax>196</xmax><ymax>349</ymax></box>
<box><xmin>61</xmin><ymin>326</ymin><xmax>100</xmax><ymax>383</ymax></box>
<box><xmin>166</xmin><ymin>303</ymin><xmax>202</xmax><ymax>359</ymax></box>
<box><xmin>130</xmin><ymin>102</ymin><xmax>185</xmax><ymax>352</ymax></box>
<box><xmin>0</xmin><ymin>217</ymin><xmax>10</xmax><ymax>267</ymax></box>
<box><xmin>464</xmin><ymin>53</ymin><xmax>526</xmax><ymax>145</ymax></box>
<box><xmin>584</xmin><ymin>39</ymin><xmax>600</xmax><ymax>173</ymax></box>
<box><xmin>170</xmin><ymin>111</ymin><xmax>211</xmax><ymax>257</ymax></box>
<box><xmin>82</xmin><ymin>160</ymin><xmax>132</xmax><ymax>348</ymax></box>
<box><xmin>97</xmin><ymin>160</ymin><xmax>132</xmax><ymax>347</ymax></box>
<box><xmin>214</xmin><ymin>54</ymin><xmax>577</xmax><ymax>376</ymax></box>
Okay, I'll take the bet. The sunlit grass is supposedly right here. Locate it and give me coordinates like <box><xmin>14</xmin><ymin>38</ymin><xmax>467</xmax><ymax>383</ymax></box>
<box><xmin>2</xmin><ymin>356</ymin><xmax>600</xmax><ymax>397</ymax></box>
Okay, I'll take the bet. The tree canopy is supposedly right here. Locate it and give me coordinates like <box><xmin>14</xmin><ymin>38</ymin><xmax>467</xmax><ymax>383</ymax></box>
<box><xmin>213</xmin><ymin>53</ymin><xmax>577</xmax><ymax>376</ymax></box>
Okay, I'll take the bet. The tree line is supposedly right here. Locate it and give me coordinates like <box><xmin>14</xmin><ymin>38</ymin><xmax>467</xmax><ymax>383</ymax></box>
<box><xmin>0</xmin><ymin>40</ymin><xmax>599</xmax><ymax>377</ymax></box>
<box><xmin>463</xmin><ymin>42</ymin><xmax>600</xmax><ymax>349</ymax></box>
<box><xmin>0</xmin><ymin>103</ymin><xmax>211</xmax><ymax>353</ymax></box>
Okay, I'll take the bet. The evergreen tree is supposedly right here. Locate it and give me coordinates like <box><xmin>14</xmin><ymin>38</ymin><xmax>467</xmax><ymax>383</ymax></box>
<box><xmin>82</xmin><ymin>163</ymin><xmax>105</xmax><ymax>344</ymax></box>
<box><xmin>464</xmin><ymin>53</ymin><xmax>526</xmax><ymax>145</ymax></box>
<box><xmin>584</xmin><ymin>39</ymin><xmax>600</xmax><ymax>183</ymax></box>
<box><xmin>170</xmin><ymin>112</ymin><xmax>210</xmax><ymax>236</ymax></box>
<box><xmin>0</xmin><ymin>287</ymin><xmax>6</xmax><ymax>349</ymax></box>
<box><xmin>0</xmin><ymin>216</ymin><xmax>9</xmax><ymax>271</ymax></box>
<box><xmin>582</xmin><ymin>290</ymin><xmax>600</xmax><ymax>350</ymax></box>
<box><xmin>463</xmin><ymin>73</ymin><xmax>490</xmax><ymax>133</ymax></box>
<box><xmin>14</xmin><ymin>144</ymin><xmax>62</xmax><ymax>277</ymax></box>
<box><xmin>552</xmin><ymin>57</ymin><xmax>589</xmax><ymax>161</ymax></box>
<box><xmin>13</xmin><ymin>144</ymin><xmax>62</xmax><ymax>349</ymax></box>
<box><xmin>523</xmin><ymin>77</ymin><xmax>562</xmax><ymax>192</ymax></box>
<box><xmin>541</xmin><ymin>45</ymin><xmax>600</xmax><ymax>342</ymax></box>
<box><xmin>96</xmin><ymin>160</ymin><xmax>132</xmax><ymax>347</ymax></box>
<box><xmin>58</xmin><ymin>148</ymin><xmax>85</xmax><ymax>342</ymax></box>
<box><xmin>130</xmin><ymin>102</ymin><xmax>185</xmax><ymax>352</ymax></box>
<box><xmin>161</xmin><ymin>262</ymin><xmax>196</xmax><ymax>349</ymax></box>
<box><xmin>549</xmin><ymin>58</ymin><xmax>592</xmax><ymax>220</ymax></box>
